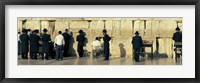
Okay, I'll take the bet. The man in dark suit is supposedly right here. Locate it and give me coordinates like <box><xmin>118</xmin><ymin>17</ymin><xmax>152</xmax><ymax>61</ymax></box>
<box><xmin>132</xmin><ymin>31</ymin><xmax>143</xmax><ymax>62</ymax></box>
<box><xmin>102</xmin><ymin>29</ymin><xmax>111</xmax><ymax>60</ymax></box>
<box><xmin>30</xmin><ymin>29</ymin><xmax>40</xmax><ymax>59</ymax></box>
<box><xmin>19</xmin><ymin>29</ymin><xmax>29</xmax><ymax>59</ymax></box>
<box><xmin>172</xmin><ymin>27</ymin><xmax>182</xmax><ymax>58</ymax></box>
<box><xmin>173</xmin><ymin>27</ymin><xmax>182</xmax><ymax>43</ymax></box>
<box><xmin>62</xmin><ymin>29</ymin><xmax>71</xmax><ymax>57</ymax></box>
<box><xmin>41</xmin><ymin>28</ymin><xmax>51</xmax><ymax>60</ymax></box>
<box><xmin>76</xmin><ymin>30</ymin><xmax>86</xmax><ymax>58</ymax></box>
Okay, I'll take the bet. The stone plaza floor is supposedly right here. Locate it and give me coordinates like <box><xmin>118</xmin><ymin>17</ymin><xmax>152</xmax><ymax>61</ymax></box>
<box><xmin>18</xmin><ymin>55</ymin><xmax>182</xmax><ymax>65</ymax></box>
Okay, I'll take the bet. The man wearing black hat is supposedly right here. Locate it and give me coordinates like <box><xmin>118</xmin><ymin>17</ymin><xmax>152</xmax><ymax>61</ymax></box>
<box><xmin>19</xmin><ymin>29</ymin><xmax>29</xmax><ymax>59</ymax></box>
<box><xmin>76</xmin><ymin>30</ymin><xmax>86</xmax><ymax>58</ymax></box>
<box><xmin>29</xmin><ymin>29</ymin><xmax>40</xmax><ymax>59</ymax></box>
<box><xmin>62</xmin><ymin>29</ymin><xmax>71</xmax><ymax>57</ymax></box>
<box><xmin>102</xmin><ymin>29</ymin><xmax>111</xmax><ymax>60</ymax></box>
<box><xmin>41</xmin><ymin>28</ymin><xmax>51</xmax><ymax>60</ymax></box>
<box><xmin>132</xmin><ymin>31</ymin><xmax>143</xmax><ymax>62</ymax></box>
<box><xmin>172</xmin><ymin>27</ymin><xmax>182</xmax><ymax>58</ymax></box>
<box><xmin>173</xmin><ymin>27</ymin><xmax>182</xmax><ymax>43</ymax></box>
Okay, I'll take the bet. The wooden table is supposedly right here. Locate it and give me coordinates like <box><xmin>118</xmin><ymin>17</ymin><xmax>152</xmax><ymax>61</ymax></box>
<box><xmin>141</xmin><ymin>40</ymin><xmax>154</xmax><ymax>60</ymax></box>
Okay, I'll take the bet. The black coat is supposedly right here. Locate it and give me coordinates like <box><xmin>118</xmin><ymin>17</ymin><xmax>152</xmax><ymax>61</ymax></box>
<box><xmin>172</xmin><ymin>32</ymin><xmax>182</xmax><ymax>42</ymax></box>
<box><xmin>30</xmin><ymin>34</ymin><xmax>40</xmax><ymax>52</ymax></box>
<box><xmin>76</xmin><ymin>34</ymin><xmax>85</xmax><ymax>45</ymax></box>
<box><xmin>76</xmin><ymin>34</ymin><xmax>86</xmax><ymax>51</ymax></box>
<box><xmin>62</xmin><ymin>33</ymin><xmax>71</xmax><ymax>44</ymax></box>
<box><xmin>103</xmin><ymin>34</ymin><xmax>111</xmax><ymax>53</ymax></box>
<box><xmin>103</xmin><ymin>34</ymin><xmax>111</xmax><ymax>59</ymax></box>
<box><xmin>20</xmin><ymin>33</ymin><xmax>29</xmax><ymax>53</ymax></box>
<box><xmin>132</xmin><ymin>35</ymin><xmax>143</xmax><ymax>49</ymax></box>
<box><xmin>41</xmin><ymin>34</ymin><xmax>51</xmax><ymax>53</ymax></box>
<box><xmin>103</xmin><ymin>34</ymin><xmax>111</xmax><ymax>50</ymax></box>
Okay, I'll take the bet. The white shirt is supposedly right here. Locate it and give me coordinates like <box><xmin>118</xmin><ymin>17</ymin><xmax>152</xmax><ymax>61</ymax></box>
<box><xmin>91</xmin><ymin>40</ymin><xmax>102</xmax><ymax>50</ymax></box>
<box><xmin>54</xmin><ymin>34</ymin><xmax>65</xmax><ymax>46</ymax></box>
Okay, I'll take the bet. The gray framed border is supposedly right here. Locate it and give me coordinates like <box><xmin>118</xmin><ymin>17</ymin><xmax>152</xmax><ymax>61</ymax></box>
<box><xmin>0</xmin><ymin>0</ymin><xmax>199</xmax><ymax>83</ymax></box>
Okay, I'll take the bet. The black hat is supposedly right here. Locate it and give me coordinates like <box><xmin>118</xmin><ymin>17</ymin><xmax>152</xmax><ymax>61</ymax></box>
<box><xmin>102</xmin><ymin>29</ymin><xmax>107</xmax><ymax>33</ymax></box>
<box><xmin>58</xmin><ymin>31</ymin><xmax>62</xmax><ymax>34</ymax></box>
<box><xmin>22</xmin><ymin>29</ymin><xmax>27</xmax><ymax>33</ymax></box>
<box><xmin>95</xmin><ymin>37</ymin><xmax>99</xmax><ymax>40</ymax></box>
<box><xmin>175</xmin><ymin>27</ymin><xmax>180</xmax><ymax>31</ymax></box>
<box><xmin>43</xmin><ymin>28</ymin><xmax>48</xmax><ymax>32</ymax></box>
<box><xmin>27</xmin><ymin>29</ymin><xmax>31</xmax><ymax>31</ymax></box>
<box><xmin>34</xmin><ymin>29</ymin><xmax>39</xmax><ymax>33</ymax></box>
<box><xmin>135</xmin><ymin>31</ymin><xmax>139</xmax><ymax>34</ymax></box>
<box><xmin>78</xmin><ymin>30</ymin><xmax>83</xmax><ymax>33</ymax></box>
<box><xmin>65</xmin><ymin>29</ymin><xmax>69</xmax><ymax>32</ymax></box>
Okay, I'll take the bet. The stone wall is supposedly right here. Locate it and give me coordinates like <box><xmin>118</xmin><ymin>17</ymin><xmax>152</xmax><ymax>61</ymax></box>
<box><xmin>18</xmin><ymin>18</ymin><xmax>182</xmax><ymax>58</ymax></box>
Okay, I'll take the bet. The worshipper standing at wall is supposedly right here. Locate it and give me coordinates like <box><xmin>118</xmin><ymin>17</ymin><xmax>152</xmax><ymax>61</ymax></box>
<box><xmin>172</xmin><ymin>27</ymin><xmax>182</xmax><ymax>58</ymax></box>
<box><xmin>131</xmin><ymin>31</ymin><xmax>143</xmax><ymax>62</ymax></box>
<box><xmin>30</xmin><ymin>29</ymin><xmax>40</xmax><ymax>60</ymax></box>
<box><xmin>54</xmin><ymin>31</ymin><xmax>65</xmax><ymax>60</ymax></box>
<box><xmin>173</xmin><ymin>27</ymin><xmax>182</xmax><ymax>42</ymax></box>
<box><xmin>41</xmin><ymin>28</ymin><xmax>51</xmax><ymax>60</ymax></box>
<box><xmin>19</xmin><ymin>29</ymin><xmax>29</xmax><ymax>59</ymax></box>
<box><xmin>76</xmin><ymin>30</ymin><xmax>86</xmax><ymax>58</ymax></box>
<box><xmin>91</xmin><ymin>37</ymin><xmax>102</xmax><ymax>57</ymax></box>
<box><xmin>62</xmin><ymin>29</ymin><xmax>71</xmax><ymax>57</ymax></box>
<box><xmin>102</xmin><ymin>29</ymin><xmax>111</xmax><ymax>60</ymax></box>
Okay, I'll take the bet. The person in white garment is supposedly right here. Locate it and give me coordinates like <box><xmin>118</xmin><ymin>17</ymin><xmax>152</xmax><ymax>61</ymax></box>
<box><xmin>54</xmin><ymin>31</ymin><xmax>65</xmax><ymax>60</ymax></box>
<box><xmin>91</xmin><ymin>37</ymin><xmax>102</xmax><ymax>57</ymax></box>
